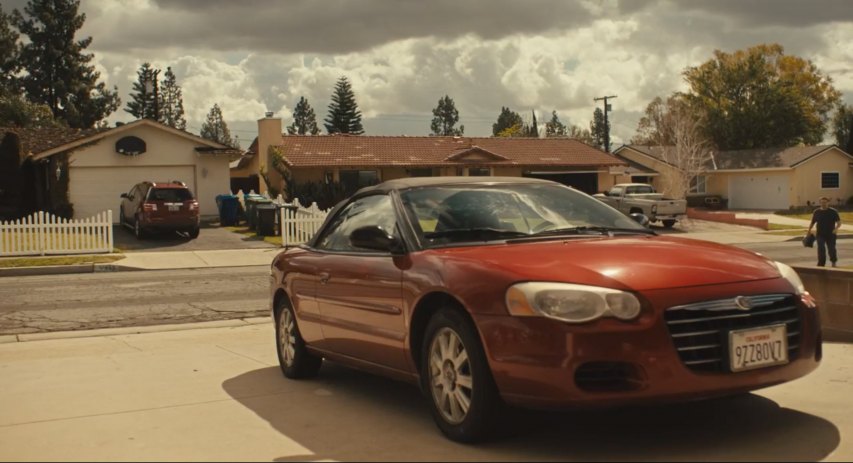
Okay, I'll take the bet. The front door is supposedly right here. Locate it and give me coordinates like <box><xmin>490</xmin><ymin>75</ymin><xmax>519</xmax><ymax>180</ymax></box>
<box><xmin>310</xmin><ymin>194</ymin><xmax>408</xmax><ymax>371</ymax></box>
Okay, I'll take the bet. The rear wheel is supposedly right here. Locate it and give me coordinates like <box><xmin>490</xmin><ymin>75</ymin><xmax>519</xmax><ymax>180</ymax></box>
<box><xmin>134</xmin><ymin>215</ymin><xmax>146</xmax><ymax>240</ymax></box>
<box><xmin>188</xmin><ymin>227</ymin><xmax>200</xmax><ymax>239</ymax></box>
<box><xmin>275</xmin><ymin>298</ymin><xmax>322</xmax><ymax>379</ymax></box>
<box><xmin>118</xmin><ymin>206</ymin><xmax>125</xmax><ymax>228</ymax></box>
<box><xmin>421</xmin><ymin>308</ymin><xmax>500</xmax><ymax>443</ymax></box>
<box><xmin>662</xmin><ymin>219</ymin><xmax>676</xmax><ymax>228</ymax></box>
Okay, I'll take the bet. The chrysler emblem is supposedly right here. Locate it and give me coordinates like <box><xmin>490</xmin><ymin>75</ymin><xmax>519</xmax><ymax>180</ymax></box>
<box><xmin>734</xmin><ymin>296</ymin><xmax>753</xmax><ymax>311</ymax></box>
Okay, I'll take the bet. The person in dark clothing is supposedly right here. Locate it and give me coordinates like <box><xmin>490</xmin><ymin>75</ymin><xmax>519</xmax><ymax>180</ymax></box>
<box><xmin>807</xmin><ymin>196</ymin><xmax>842</xmax><ymax>267</ymax></box>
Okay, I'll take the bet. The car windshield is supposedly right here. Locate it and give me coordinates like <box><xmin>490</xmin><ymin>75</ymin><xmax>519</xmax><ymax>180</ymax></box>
<box><xmin>400</xmin><ymin>183</ymin><xmax>648</xmax><ymax>247</ymax></box>
<box><xmin>148</xmin><ymin>188</ymin><xmax>193</xmax><ymax>202</ymax></box>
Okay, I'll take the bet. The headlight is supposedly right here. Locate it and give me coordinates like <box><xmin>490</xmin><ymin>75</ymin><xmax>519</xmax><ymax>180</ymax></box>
<box><xmin>773</xmin><ymin>261</ymin><xmax>805</xmax><ymax>295</ymax></box>
<box><xmin>506</xmin><ymin>282</ymin><xmax>642</xmax><ymax>323</ymax></box>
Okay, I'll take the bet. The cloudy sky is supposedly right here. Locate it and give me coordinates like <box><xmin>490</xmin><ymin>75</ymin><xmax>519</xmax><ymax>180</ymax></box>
<box><xmin>8</xmin><ymin>0</ymin><xmax>853</xmax><ymax>147</ymax></box>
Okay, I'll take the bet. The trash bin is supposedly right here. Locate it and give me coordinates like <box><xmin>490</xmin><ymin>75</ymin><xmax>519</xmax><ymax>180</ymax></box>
<box><xmin>243</xmin><ymin>194</ymin><xmax>269</xmax><ymax>230</ymax></box>
<box><xmin>256</xmin><ymin>203</ymin><xmax>278</xmax><ymax>236</ymax></box>
<box><xmin>215</xmin><ymin>194</ymin><xmax>241</xmax><ymax>226</ymax></box>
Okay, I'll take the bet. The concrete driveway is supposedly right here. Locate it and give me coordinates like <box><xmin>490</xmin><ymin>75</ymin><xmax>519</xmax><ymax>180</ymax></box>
<box><xmin>0</xmin><ymin>323</ymin><xmax>849</xmax><ymax>461</ymax></box>
<box><xmin>113</xmin><ymin>220</ymin><xmax>276</xmax><ymax>252</ymax></box>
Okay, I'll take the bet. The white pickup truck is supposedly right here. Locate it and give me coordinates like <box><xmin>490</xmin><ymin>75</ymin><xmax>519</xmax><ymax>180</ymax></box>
<box><xmin>593</xmin><ymin>183</ymin><xmax>687</xmax><ymax>228</ymax></box>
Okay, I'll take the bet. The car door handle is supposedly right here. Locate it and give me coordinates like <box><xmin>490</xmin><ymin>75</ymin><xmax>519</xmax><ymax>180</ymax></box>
<box><xmin>319</xmin><ymin>273</ymin><xmax>330</xmax><ymax>284</ymax></box>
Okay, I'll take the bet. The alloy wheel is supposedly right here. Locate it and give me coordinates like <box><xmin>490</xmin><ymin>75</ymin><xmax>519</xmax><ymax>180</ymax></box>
<box><xmin>428</xmin><ymin>327</ymin><xmax>473</xmax><ymax>425</ymax></box>
<box><xmin>279</xmin><ymin>309</ymin><xmax>297</xmax><ymax>367</ymax></box>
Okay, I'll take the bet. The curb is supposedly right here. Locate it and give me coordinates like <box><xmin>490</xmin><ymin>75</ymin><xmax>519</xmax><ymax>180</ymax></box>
<box><xmin>2</xmin><ymin>317</ymin><xmax>271</xmax><ymax>343</ymax></box>
<box><xmin>0</xmin><ymin>262</ymin><xmax>139</xmax><ymax>277</ymax></box>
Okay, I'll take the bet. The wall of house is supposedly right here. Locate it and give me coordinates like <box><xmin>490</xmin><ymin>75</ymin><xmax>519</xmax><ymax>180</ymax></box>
<box><xmin>66</xmin><ymin>124</ymin><xmax>231</xmax><ymax>218</ymax></box>
<box><xmin>381</xmin><ymin>167</ymin><xmax>409</xmax><ymax>181</ymax></box>
<box><xmin>613</xmin><ymin>148</ymin><xmax>683</xmax><ymax>197</ymax></box>
<box><xmin>791</xmin><ymin>148</ymin><xmax>853</xmax><ymax>207</ymax></box>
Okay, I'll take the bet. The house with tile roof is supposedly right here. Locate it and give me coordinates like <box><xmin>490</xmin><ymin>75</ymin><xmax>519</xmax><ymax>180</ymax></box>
<box><xmin>0</xmin><ymin>119</ymin><xmax>240</xmax><ymax>221</ymax></box>
<box><xmin>231</xmin><ymin>115</ymin><xmax>630</xmax><ymax>201</ymax></box>
<box><xmin>613</xmin><ymin>144</ymin><xmax>853</xmax><ymax>210</ymax></box>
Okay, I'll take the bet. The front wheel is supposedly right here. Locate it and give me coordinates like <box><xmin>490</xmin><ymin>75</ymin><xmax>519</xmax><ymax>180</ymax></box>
<box><xmin>421</xmin><ymin>309</ymin><xmax>500</xmax><ymax>443</ymax></box>
<box><xmin>276</xmin><ymin>299</ymin><xmax>322</xmax><ymax>379</ymax></box>
<box><xmin>662</xmin><ymin>219</ymin><xmax>676</xmax><ymax>228</ymax></box>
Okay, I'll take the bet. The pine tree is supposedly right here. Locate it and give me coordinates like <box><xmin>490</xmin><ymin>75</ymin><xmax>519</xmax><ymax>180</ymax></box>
<box><xmin>324</xmin><ymin>76</ymin><xmax>364</xmax><ymax>135</ymax></box>
<box><xmin>0</xmin><ymin>6</ymin><xmax>19</xmax><ymax>95</ymax></box>
<box><xmin>590</xmin><ymin>107</ymin><xmax>608</xmax><ymax>150</ymax></box>
<box><xmin>200</xmin><ymin>103</ymin><xmax>235</xmax><ymax>147</ymax></box>
<box><xmin>545</xmin><ymin>110</ymin><xmax>567</xmax><ymax>137</ymax></box>
<box><xmin>492</xmin><ymin>107</ymin><xmax>522</xmax><ymax>136</ymax></box>
<box><xmin>125</xmin><ymin>63</ymin><xmax>160</xmax><ymax>120</ymax></box>
<box><xmin>287</xmin><ymin>96</ymin><xmax>320</xmax><ymax>135</ymax></box>
<box><xmin>159</xmin><ymin>67</ymin><xmax>186</xmax><ymax>130</ymax></box>
<box><xmin>430</xmin><ymin>95</ymin><xmax>464</xmax><ymax>136</ymax></box>
<box><xmin>12</xmin><ymin>0</ymin><xmax>120</xmax><ymax>128</ymax></box>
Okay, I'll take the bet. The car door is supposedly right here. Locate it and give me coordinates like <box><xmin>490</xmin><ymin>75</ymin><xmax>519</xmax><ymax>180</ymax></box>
<box><xmin>310</xmin><ymin>193</ymin><xmax>408</xmax><ymax>371</ymax></box>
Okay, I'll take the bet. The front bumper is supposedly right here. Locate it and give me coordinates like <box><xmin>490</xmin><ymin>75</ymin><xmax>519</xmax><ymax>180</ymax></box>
<box><xmin>473</xmin><ymin>279</ymin><xmax>821</xmax><ymax>409</ymax></box>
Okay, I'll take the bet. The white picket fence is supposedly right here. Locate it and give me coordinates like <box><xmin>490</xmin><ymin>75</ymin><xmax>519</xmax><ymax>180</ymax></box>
<box><xmin>279</xmin><ymin>202</ymin><xmax>329</xmax><ymax>247</ymax></box>
<box><xmin>0</xmin><ymin>210</ymin><xmax>114</xmax><ymax>257</ymax></box>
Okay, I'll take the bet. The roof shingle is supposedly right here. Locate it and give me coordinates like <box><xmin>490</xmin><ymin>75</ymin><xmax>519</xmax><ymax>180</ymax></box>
<box><xmin>273</xmin><ymin>135</ymin><xmax>626</xmax><ymax>168</ymax></box>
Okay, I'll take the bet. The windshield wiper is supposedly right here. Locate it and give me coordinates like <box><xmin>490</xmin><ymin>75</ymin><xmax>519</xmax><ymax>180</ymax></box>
<box><xmin>531</xmin><ymin>226</ymin><xmax>656</xmax><ymax>237</ymax></box>
<box><xmin>424</xmin><ymin>228</ymin><xmax>530</xmax><ymax>241</ymax></box>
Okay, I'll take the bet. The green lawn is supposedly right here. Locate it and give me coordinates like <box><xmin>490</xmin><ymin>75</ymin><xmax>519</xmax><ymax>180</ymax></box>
<box><xmin>0</xmin><ymin>255</ymin><xmax>124</xmax><ymax>268</ymax></box>
<box><xmin>767</xmin><ymin>223</ymin><xmax>807</xmax><ymax>231</ymax></box>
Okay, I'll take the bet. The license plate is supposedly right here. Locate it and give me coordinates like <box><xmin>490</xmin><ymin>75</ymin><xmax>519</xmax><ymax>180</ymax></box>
<box><xmin>168</xmin><ymin>205</ymin><xmax>180</xmax><ymax>212</ymax></box>
<box><xmin>729</xmin><ymin>324</ymin><xmax>788</xmax><ymax>372</ymax></box>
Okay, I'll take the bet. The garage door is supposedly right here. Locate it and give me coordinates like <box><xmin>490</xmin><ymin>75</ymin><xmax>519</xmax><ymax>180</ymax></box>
<box><xmin>69</xmin><ymin>166</ymin><xmax>195</xmax><ymax>222</ymax></box>
<box><xmin>728</xmin><ymin>174</ymin><xmax>789</xmax><ymax>210</ymax></box>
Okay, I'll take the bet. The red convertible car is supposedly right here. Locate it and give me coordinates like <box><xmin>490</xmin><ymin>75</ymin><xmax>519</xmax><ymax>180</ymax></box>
<box><xmin>269</xmin><ymin>177</ymin><xmax>821</xmax><ymax>442</ymax></box>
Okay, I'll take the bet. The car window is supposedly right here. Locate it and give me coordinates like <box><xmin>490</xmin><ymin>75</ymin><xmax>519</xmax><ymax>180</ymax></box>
<box><xmin>626</xmin><ymin>185</ymin><xmax>653</xmax><ymax>194</ymax></box>
<box><xmin>149</xmin><ymin>188</ymin><xmax>194</xmax><ymax>202</ymax></box>
<box><xmin>315</xmin><ymin>194</ymin><xmax>397</xmax><ymax>252</ymax></box>
<box><xmin>401</xmin><ymin>184</ymin><xmax>644</xmax><ymax>247</ymax></box>
<box><xmin>609</xmin><ymin>187</ymin><xmax>623</xmax><ymax>196</ymax></box>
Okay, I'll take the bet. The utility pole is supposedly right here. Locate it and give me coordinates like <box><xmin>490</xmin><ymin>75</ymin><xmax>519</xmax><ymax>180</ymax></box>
<box><xmin>594</xmin><ymin>95</ymin><xmax>617</xmax><ymax>152</ymax></box>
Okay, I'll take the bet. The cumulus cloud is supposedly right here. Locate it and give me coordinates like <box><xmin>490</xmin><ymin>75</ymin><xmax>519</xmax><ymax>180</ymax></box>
<box><xmin>6</xmin><ymin>0</ymin><xmax>853</xmax><ymax>144</ymax></box>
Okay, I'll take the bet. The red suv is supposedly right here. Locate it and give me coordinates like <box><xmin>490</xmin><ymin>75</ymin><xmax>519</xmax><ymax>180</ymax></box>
<box><xmin>119</xmin><ymin>181</ymin><xmax>200</xmax><ymax>239</ymax></box>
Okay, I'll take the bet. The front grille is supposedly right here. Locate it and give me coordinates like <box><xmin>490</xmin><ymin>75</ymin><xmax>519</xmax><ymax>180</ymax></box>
<box><xmin>664</xmin><ymin>294</ymin><xmax>802</xmax><ymax>373</ymax></box>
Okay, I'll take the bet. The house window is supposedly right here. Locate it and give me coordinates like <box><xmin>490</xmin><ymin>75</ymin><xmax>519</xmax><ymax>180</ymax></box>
<box><xmin>821</xmin><ymin>172</ymin><xmax>840</xmax><ymax>189</ymax></box>
<box><xmin>340</xmin><ymin>170</ymin><xmax>379</xmax><ymax>194</ymax></box>
<box><xmin>468</xmin><ymin>167</ymin><xmax>491</xmax><ymax>177</ymax></box>
<box><xmin>689</xmin><ymin>175</ymin><xmax>707</xmax><ymax>194</ymax></box>
<box><xmin>408</xmin><ymin>168</ymin><xmax>433</xmax><ymax>177</ymax></box>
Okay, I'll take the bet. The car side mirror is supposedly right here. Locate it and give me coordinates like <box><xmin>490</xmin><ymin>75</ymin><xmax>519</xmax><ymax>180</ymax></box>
<box><xmin>120</xmin><ymin>193</ymin><xmax>128</xmax><ymax>199</ymax></box>
<box><xmin>350</xmin><ymin>226</ymin><xmax>403</xmax><ymax>253</ymax></box>
<box><xmin>630</xmin><ymin>213</ymin><xmax>650</xmax><ymax>228</ymax></box>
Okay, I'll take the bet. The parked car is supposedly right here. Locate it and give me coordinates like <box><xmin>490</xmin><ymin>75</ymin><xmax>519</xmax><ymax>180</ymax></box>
<box><xmin>269</xmin><ymin>177</ymin><xmax>821</xmax><ymax>442</ymax></box>
<box><xmin>119</xmin><ymin>181</ymin><xmax>200</xmax><ymax>239</ymax></box>
<box><xmin>594</xmin><ymin>183</ymin><xmax>687</xmax><ymax>228</ymax></box>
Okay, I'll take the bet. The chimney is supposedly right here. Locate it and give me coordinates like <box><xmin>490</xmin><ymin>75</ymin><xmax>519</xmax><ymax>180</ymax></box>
<box><xmin>257</xmin><ymin>112</ymin><xmax>282</xmax><ymax>195</ymax></box>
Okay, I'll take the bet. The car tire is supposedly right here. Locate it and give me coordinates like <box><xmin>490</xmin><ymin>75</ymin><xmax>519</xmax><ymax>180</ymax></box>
<box><xmin>118</xmin><ymin>207</ymin><xmax>125</xmax><ymax>228</ymax></box>
<box><xmin>188</xmin><ymin>227</ymin><xmax>200</xmax><ymax>239</ymax></box>
<box><xmin>134</xmin><ymin>215</ymin><xmax>146</xmax><ymax>240</ymax></box>
<box><xmin>421</xmin><ymin>308</ymin><xmax>500</xmax><ymax>443</ymax></box>
<box><xmin>662</xmin><ymin>219</ymin><xmax>676</xmax><ymax>228</ymax></box>
<box><xmin>275</xmin><ymin>298</ymin><xmax>322</xmax><ymax>379</ymax></box>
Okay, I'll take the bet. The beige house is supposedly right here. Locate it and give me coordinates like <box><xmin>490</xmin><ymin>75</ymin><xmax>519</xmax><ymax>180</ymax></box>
<box><xmin>232</xmin><ymin>115</ymin><xmax>628</xmax><ymax>200</ymax></box>
<box><xmin>1</xmin><ymin>119</ymin><xmax>239</xmax><ymax>222</ymax></box>
<box><xmin>613</xmin><ymin>144</ymin><xmax>853</xmax><ymax>210</ymax></box>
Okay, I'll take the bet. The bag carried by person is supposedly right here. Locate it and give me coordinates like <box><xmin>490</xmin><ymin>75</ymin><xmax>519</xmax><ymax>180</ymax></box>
<box><xmin>802</xmin><ymin>233</ymin><xmax>816</xmax><ymax>248</ymax></box>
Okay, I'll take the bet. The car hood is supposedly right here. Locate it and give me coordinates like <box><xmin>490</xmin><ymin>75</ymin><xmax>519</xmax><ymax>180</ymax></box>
<box><xmin>430</xmin><ymin>235</ymin><xmax>781</xmax><ymax>291</ymax></box>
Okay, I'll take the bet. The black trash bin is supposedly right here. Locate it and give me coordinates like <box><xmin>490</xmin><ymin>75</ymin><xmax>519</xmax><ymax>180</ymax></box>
<box><xmin>255</xmin><ymin>203</ymin><xmax>278</xmax><ymax>236</ymax></box>
<box><xmin>244</xmin><ymin>194</ymin><xmax>270</xmax><ymax>230</ymax></box>
<box><xmin>216</xmin><ymin>194</ymin><xmax>241</xmax><ymax>226</ymax></box>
